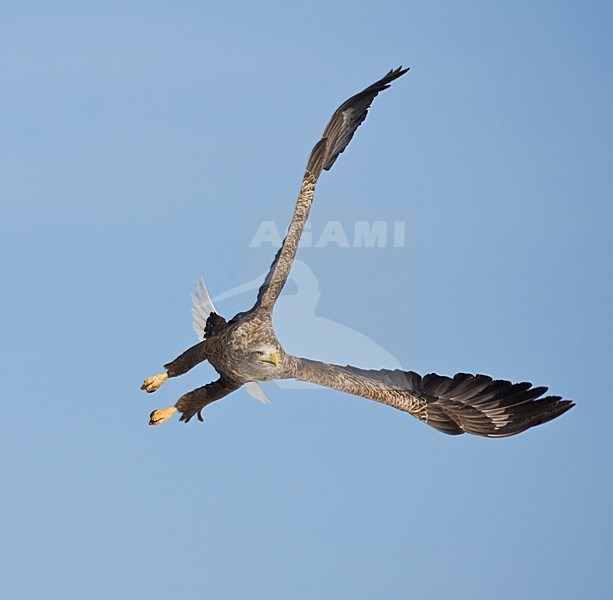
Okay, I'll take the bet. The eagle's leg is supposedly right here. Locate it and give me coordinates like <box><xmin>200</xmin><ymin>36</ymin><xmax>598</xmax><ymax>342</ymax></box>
<box><xmin>149</xmin><ymin>379</ymin><xmax>239</xmax><ymax>426</ymax></box>
<box><xmin>141</xmin><ymin>340</ymin><xmax>209</xmax><ymax>393</ymax></box>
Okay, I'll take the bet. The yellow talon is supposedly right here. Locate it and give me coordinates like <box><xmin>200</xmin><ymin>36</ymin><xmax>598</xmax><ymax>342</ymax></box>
<box><xmin>141</xmin><ymin>373</ymin><xmax>168</xmax><ymax>393</ymax></box>
<box><xmin>149</xmin><ymin>406</ymin><xmax>178</xmax><ymax>426</ymax></box>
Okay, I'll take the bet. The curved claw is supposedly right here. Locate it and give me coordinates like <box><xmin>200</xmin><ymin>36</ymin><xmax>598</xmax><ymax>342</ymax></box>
<box><xmin>141</xmin><ymin>373</ymin><xmax>168</xmax><ymax>393</ymax></box>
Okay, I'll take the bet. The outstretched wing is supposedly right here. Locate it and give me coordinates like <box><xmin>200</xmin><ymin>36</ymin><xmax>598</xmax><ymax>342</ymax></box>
<box><xmin>288</xmin><ymin>357</ymin><xmax>574</xmax><ymax>437</ymax></box>
<box><xmin>191</xmin><ymin>278</ymin><xmax>272</xmax><ymax>405</ymax></box>
<box><xmin>253</xmin><ymin>67</ymin><xmax>409</xmax><ymax>312</ymax></box>
<box><xmin>175</xmin><ymin>378</ymin><xmax>239</xmax><ymax>423</ymax></box>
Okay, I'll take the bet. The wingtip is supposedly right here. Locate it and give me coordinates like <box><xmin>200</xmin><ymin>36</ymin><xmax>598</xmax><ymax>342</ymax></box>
<box><xmin>377</xmin><ymin>66</ymin><xmax>410</xmax><ymax>90</ymax></box>
<box><xmin>389</xmin><ymin>65</ymin><xmax>411</xmax><ymax>78</ymax></box>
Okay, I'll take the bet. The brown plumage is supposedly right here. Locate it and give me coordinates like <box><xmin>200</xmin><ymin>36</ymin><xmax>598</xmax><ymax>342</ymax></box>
<box><xmin>142</xmin><ymin>67</ymin><xmax>574</xmax><ymax>437</ymax></box>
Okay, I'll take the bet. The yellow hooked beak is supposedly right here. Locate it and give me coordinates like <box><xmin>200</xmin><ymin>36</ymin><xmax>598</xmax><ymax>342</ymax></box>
<box><xmin>267</xmin><ymin>352</ymin><xmax>279</xmax><ymax>367</ymax></box>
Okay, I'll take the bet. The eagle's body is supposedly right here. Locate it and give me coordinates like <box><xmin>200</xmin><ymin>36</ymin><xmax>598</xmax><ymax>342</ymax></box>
<box><xmin>210</xmin><ymin>315</ymin><xmax>284</xmax><ymax>384</ymax></box>
<box><xmin>142</xmin><ymin>68</ymin><xmax>574</xmax><ymax>437</ymax></box>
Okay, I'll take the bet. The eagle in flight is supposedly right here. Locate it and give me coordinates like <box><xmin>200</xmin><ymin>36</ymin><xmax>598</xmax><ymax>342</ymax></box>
<box><xmin>142</xmin><ymin>67</ymin><xmax>574</xmax><ymax>437</ymax></box>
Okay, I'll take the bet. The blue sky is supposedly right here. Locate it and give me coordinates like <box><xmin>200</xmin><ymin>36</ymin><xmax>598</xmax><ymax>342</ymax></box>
<box><xmin>1</xmin><ymin>2</ymin><xmax>612</xmax><ymax>598</ymax></box>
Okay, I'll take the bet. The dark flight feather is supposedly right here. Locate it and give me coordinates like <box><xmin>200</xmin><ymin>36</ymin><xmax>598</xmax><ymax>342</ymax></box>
<box><xmin>289</xmin><ymin>358</ymin><xmax>574</xmax><ymax>437</ymax></box>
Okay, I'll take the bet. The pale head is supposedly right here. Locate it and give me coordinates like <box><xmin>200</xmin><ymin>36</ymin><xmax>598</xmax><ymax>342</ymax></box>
<box><xmin>237</xmin><ymin>343</ymin><xmax>281</xmax><ymax>381</ymax></box>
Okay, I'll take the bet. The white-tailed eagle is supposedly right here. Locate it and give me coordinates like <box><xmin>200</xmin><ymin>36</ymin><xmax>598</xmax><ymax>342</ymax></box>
<box><xmin>142</xmin><ymin>68</ymin><xmax>574</xmax><ymax>437</ymax></box>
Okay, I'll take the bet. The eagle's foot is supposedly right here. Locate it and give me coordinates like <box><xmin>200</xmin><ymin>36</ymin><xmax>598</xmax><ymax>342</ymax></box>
<box><xmin>149</xmin><ymin>406</ymin><xmax>178</xmax><ymax>426</ymax></box>
<box><xmin>141</xmin><ymin>373</ymin><xmax>168</xmax><ymax>393</ymax></box>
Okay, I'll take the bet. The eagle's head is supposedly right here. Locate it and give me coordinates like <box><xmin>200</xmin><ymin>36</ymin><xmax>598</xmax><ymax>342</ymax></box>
<box><xmin>237</xmin><ymin>343</ymin><xmax>282</xmax><ymax>381</ymax></box>
<box><xmin>251</xmin><ymin>346</ymin><xmax>280</xmax><ymax>368</ymax></box>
